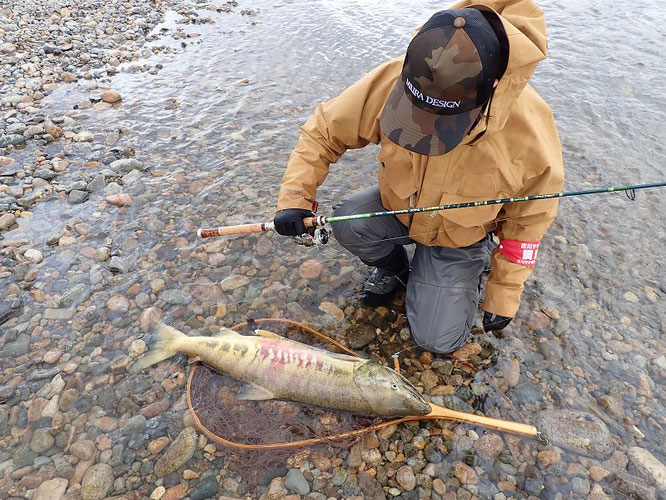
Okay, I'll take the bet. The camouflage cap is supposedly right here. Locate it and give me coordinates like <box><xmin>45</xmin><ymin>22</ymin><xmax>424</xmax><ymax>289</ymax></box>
<box><xmin>380</xmin><ymin>8</ymin><xmax>504</xmax><ymax>156</ymax></box>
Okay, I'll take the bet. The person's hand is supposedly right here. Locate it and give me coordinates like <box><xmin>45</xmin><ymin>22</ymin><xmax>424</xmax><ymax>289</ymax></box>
<box><xmin>483</xmin><ymin>311</ymin><xmax>513</xmax><ymax>332</ymax></box>
<box><xmin>273</xmin><ymin>209</ymin><xmax>314</xmax><ymax>237</ymax></box>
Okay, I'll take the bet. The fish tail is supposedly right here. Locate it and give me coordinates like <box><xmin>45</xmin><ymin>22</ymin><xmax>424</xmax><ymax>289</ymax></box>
<box><xmin>131</xmin><ymin>322</ymin><xmax>187</xmax><ymax>372</ymax></box>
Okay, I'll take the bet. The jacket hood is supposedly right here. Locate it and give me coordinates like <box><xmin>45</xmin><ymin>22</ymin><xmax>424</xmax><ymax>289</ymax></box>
<box><xmin>448</xmin><ymin>0</ymin><xmax>548</xmax><ymax>141</ymax></box>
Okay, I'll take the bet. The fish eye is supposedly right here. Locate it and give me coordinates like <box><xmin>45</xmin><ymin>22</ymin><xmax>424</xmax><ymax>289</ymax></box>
<box><xmin>391</xmin><ymin>383</ymin><xmax>399</xmax><ymax>390</ymax></box>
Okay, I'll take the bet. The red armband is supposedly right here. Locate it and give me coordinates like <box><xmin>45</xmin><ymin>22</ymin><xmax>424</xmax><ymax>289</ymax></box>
<box><xmin>498</xmin><ymin>240</ymin><xmax>540</xmax><ymax>267</ymax></box>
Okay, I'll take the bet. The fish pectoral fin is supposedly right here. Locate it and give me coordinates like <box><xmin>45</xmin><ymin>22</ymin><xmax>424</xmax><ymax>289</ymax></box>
<box><xmin>236</xmin><ymin>382</ymin><xmax>275</xmax><ymax>401</ymax></box>
<box><xmin>254</xmin><ymin>329</ymin><xmax>282</xmax><ymax>339</ymax></box>
<box><xmin>188</xmin><ymin>356</ymin><xmax>202</xmax><ymax>365</ymax></box>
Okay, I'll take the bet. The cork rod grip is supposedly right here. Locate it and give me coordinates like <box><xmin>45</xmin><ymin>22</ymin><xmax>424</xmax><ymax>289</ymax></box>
<box><xmin>197</xmin><ymin>223</ymin><xmax>267</xmax><ymax>239</ymax></box>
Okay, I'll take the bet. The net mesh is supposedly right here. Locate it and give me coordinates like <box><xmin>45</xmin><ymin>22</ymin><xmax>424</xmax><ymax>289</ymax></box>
<box><xmin>187</xmin><ymin>319</ymin><xmax>388</xmax><ymax>485</ymax></box>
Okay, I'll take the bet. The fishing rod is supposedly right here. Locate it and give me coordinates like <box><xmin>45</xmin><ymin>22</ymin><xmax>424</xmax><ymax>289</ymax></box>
<box><xmin>197</xmin><ymin>181</ymin><xmax>666</xmax><ymax>239</ymax></box>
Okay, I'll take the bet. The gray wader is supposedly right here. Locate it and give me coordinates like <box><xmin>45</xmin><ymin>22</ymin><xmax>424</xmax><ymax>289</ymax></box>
<box><xmin>332</xmin><ymin>186</ymin><xmax>494</xmax><ymax>354</ymax></box>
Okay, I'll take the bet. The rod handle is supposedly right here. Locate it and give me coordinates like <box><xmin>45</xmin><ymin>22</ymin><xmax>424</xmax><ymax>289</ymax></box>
<box><xmin>198</xmin><ymin>222</ymin><xmax>268</xmax><ymax>239</ymax></box>
<box><xmin>423</xmin><ymin>403</ymin><xmax>538</xmax><ymax>438</ymax></box>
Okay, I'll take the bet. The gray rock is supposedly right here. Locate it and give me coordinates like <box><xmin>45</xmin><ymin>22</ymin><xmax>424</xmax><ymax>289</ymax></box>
<box><xmin>571</xmin><ymin>477</ymin><xmax>590</xmax><ymax>495</ymax></box>
<box><xmin>6</xmin><ymin>123</ymin><xmax>27</xmax><ymax>135</ymax></box>
<box><xmin>285</xmin><ymin>468</ymin><xmax>310</xmax><ymax>495</ymax></box>
<box><xmin>108</xmin><ymin>256</ymin><xmax>130</xmax><ymax>274</ymax></box>
<box><xmin>121</xmin><ymin>415</ymin><xmax>146</xmax><ymax>434</ymax></box>
<box><xmin>68</xmin><ymin>190</ymin><xmax>89</xmax><ymax>204</ymax></box>
<box><xmin>110</xmin><ymin>158</ymin><xmax>143</xmax><ymax>174</ymax></box>
<box><xmin>358</xmin><ymin>471</ymin><xmax>386</xmax><ymax>500</ymax></box>
<box><xmin>0</xmin><ymin>386</ymin><xmax>16</xmax><ymax>402</ymax></box>
<box><xmin>189</xmin><ymin>476</ymin><xmax>219</xmax><ymax>500</ymax></box>
<box><xmin>30</xmin><ymin>428</ymin><xmax>55</xmax><ymax>453</ymax></box>
<box><xmin>59</xmin><ymin>284</ymin><xmax>91</xmax><ymax>308</ymax></box>
<box><xmin>66</xmin><ymin>181</ymin><xmax>88</xmax><ymax>193</ymax></box>
<box><xmin>535</xmin><ymin>409</ymin><xmax>615</xmax><ymax>459</ymax></box>
<box><xmin>159</xmin><ymin>289</ymin><xmax>193</xmax><ymax>305</ymax></box>
<box><xmin>431</xmin><ymin>395</ymin><xmax>474</xmax><ymax>413</ymax></box>
<box><xmin>87</xmin><ymin>174</ymin><xmax>106</xmax><ymax>192</ymax></box>
<box><xmin>2</xmin><ymin>333</ymin><xmax>30</xmax><ymax>357</ymax></box>
<box><xmin>122</xmin><ymin>169</ymin><xmax>142</xmax><ymax>185</ymax></box>
<box><xmin>524</xmin><ymin>477</ymin><xmax>544</xmax><ymax>496</ymax></box>
<box><xmin>0</xmin><ymin>134</ymin><xmax>26</xmax><ymax>147</ymax></box>
<box><xmin>33</xmin><ymin>169</ymin><xmax>57</xmax><ymax>180</ymax></box>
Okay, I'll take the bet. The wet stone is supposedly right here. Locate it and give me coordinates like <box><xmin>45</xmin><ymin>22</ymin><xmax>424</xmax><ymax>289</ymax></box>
<box><xmin>347</xmin><ymin>324</ymin><xmax>376</xmax><ymax>349</ymax></box>
<box><xmin>30</xmin><ymin>428</ymin><xmax>54</xmax><ymax>453</ymax></box>
<box><xmin>81</xmin><ymin>463</ymin><xmax>114</xmax><ymax>500</ymax></box>
<box><xmin>154</xmin><ymin>427</ymin><xmax>197</xmax><ymax>477</ymax></box>
<box><xmin>285</xmin><ymin>468</ymin><xmax>310</xmax><ymax>495</ymax></box>
<box><xmin>68</xmin><ymin>189</ymin><xmax>89</xmax><ymax>204</ymax></box>
<box><xmin>608</xmin><ymin>471</ymin><xmax>657</xmax><ymax>500</ymax></box>
<box><xmin>627</xmin><ymin>446</ymin><xmax>666</xmax><ymax>491</ymax></box>
<box><xmin>159</xmin><ymin>289</ymin><xmax>193</xmax><ymax>305</ymax></box>
<box><xmin>535</xmin><ymin>409</ymin><xmax>615</xmax><ymax>458</ymax></box>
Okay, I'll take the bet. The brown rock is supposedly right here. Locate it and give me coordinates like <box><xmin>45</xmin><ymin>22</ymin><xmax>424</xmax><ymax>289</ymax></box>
<box><xmin>502</xmin><ymin>358</ymin><xmax>521</xmax><ymax>387</ymax></box>
<box><xmin>154</xmin><ymin>427</ymin><xmax>198</xmax><ymax>477</ymax></box>
<box><xmin>537</xmin><ymin>449</ymin><xmax>561</xmax><ymax>468</ymax></box>
<box><xmin>589</xmin><ymin>466</ymin><xmax>610</xmax><ymax>482</ymax></box>
<box><xmin>59</xmin><ymin>388</ymin><xmax>80</xmax><ymax>411</ymax></box>
<box><xmin>105</xmin><ymin>194</ymin><xmax>133</xmax><ymax>207</ymax></box>
<box><xmin>299</xmin><ymin>259</ymin><xmax>323</xmax><ymax>279</ymax></box>
<box><xmin>140</xmin><ymin>399</ymin><xmax>171</xmax><ymax>418</ymax></box>
<box><xmin>161</xmin><ymin>484</ymin><xmax>188</xmax><ymax>500</ymax></box>
<box><xmin>148</xmin><ymin>437</ymin><xmax>171</xmax><ymax>455</ymax></box>
<box><xmin>311</xmin><ymin>452</ymin><xmax>331</xmax><ymax>471</ymax></box>
<box><xmin>527</xmin><ymin>311</ymin><xmax>550</xmax><ymax>330</ymax></box>
<box><xmin>100</xmin><ymin>89</ymin><xmax>122</xmax><ymax>103</ymax></box>
<box><xmin>396</xmin><ymin>465</ymin><xmax>416</xmax><ymax>491</ymax></box>
<box><xmin>430</xmin><ymin>384</ymin><xmax>455</xmax><ymax>396</ymax></box>
<box><xmin>452</xmin><ymin>342</ymin><xmax>481</xmax><ymax>361</ymax></box>
<box><xmin>33</xmin><ymin>477</ymin><xmax>68</xmax><ymax>500</ymax></box>
<box><xmin>453</xmin><ymin>461</ymin><xmax>478</xmax><ymax>484</ymax></box>
<box><xmin>70</xmin><ymin>440</ymin><xmax>96</xmax><ymax>460</ymax></box>
<box><xmin>107</xmin><ymin>295</ymin><xmax>129</xmax><ymax>312</ymax></box>
<box><xmin>474</xmin><ymin>433</ymin><xmax>505</xmax><ymax>460</ymax></box>
<box><xmin>420</xmin><ymin>369</ymin><xmax>439</xmax><ymax>389</ymax></box>
<box><xmin>43</xmin><ymin>348</ymin><xmax>63</xmax><ymax>363</ymax></box>
<box><xmin>93</xmin><ymin>416</ymin><xmax>118</xmax><ymax>432</ymax></box>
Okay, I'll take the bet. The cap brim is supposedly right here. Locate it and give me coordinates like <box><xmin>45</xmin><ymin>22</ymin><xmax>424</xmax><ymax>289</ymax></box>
<box><xmin>380</xmin><ymin>79</ymin><xmax>482</xmax><ymax>156</ymax></box>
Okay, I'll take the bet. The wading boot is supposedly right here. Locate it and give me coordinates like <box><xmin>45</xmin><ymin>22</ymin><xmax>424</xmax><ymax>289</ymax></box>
<box><xmin>361</xmin><ymin>246</ymin><xmax>409</xmax><ymax>307</ymax></box>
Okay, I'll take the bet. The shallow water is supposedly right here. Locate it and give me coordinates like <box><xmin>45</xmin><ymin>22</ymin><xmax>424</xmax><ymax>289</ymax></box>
<box><xmin>1</xmin><ymin>0</ymin><xmax>665</xmax><ymax>498</ymax></box>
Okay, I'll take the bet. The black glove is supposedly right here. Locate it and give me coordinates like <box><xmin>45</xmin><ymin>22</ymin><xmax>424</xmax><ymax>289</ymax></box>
<box><xmin>273</xmin><ymin>209</ymin><xmax>314</xmax><ymax>237</ymax></box>
<box><xmin>483</xmin><ymin>311</ymin><xmax>513</xmax><ymax>332</ymax></box>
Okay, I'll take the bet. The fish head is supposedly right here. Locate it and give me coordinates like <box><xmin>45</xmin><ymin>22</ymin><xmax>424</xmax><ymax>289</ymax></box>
<box><xmin>353</xmin><ymin>362</ymin><xmax>431</xmax><ymax>416</ymax></box>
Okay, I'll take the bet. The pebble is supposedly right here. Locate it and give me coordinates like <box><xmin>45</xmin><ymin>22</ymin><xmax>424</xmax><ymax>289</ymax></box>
<box><xmin>453</xmin><ymin>461</ymin><xmax>478</xmax><ymax>484</ymax></box>
<box><xmin>474</xmin><ymin>433</ymin><xmax>505</xmax><ymax>459</ymax></box>
<box><xmin>105</xmin><ymin>193</ymin><xmax>133</xmax><ymax>206</ymax></box>
<box><xmin>81</xmin><ymin>463</ymin><xmax>114</xmax><ymax>500</ymax></box>
<box><xmin>219</xmin><ymin>274</ymin><xmax>251</xmax><ymax>291</ymax></box>
<box><xmin>189</xmin><ymin>476</ymin><xmax>219</xmax><ymax>500</ymax></box>
<box><xmin>299</xmin><ymin>259</ymin><xmax>324</xmax><ymax>279</ymax></box>
<box><xmin>285</xmin><ymin>468</ymin><xmax>310</xmax><ymax>495</ymax></box>
<box><xmin>0</xmin><ymin>213</ymin><xmax>16</xmax><ymax>230</ymax></box>
<box><xmin>627</xmin><ymin>446</ymin><xmax>666</xmax><ymax>491</ymax></box>
<box><xmin>159</xmin><ymin>289</ymin><xmax>193</xmax><ymax>305</ymax></box>
<box><xmin>30</xmin><ymin>428</ymin><xmax>54</xmax><ymax>453</ymax></box>
<box><xmin>33</xmin><ymin>477</ymin><xmax>68</xmax><ymax>500</ymax></box>
<box><xmin>107</xmin><ymin>294</ymin><xmax>130</xmax><ymax>312</ymax></box>
<box><xmin>24</xmin><ymin>248</ymin><xmax>43</xmax><ymax>263</ymax></box>
<box><xmin>396</xmin><ymin>465</ymin><xmax>416</xmax><ymax>491</ymax></box>
<box><xmin>71</xmin><ymin>440</ymin><xmax>97</xmax><ymax>460</ymax></box>
<box><xmin>150</xmin><ymin>486</ymin><xmax>166</xmax><ymax>499</ymax></box>
<box><xmin>154</xmin><ymin>427</ymin><xmax>198</xmax><ymax>477</ymax></box>
<box><xmin>101</xmin><ymin>89</ymin><xmax>122</xmax><ymax>103</ymax></box>
<box><xmin>319</xmin><ymin>301</ymin><xmax>344</xmax><ymax>321</ymax></box>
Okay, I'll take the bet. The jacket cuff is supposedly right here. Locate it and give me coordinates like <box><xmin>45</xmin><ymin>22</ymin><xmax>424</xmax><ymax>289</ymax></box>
<box><xmin>480</xmin><ymin>281</ymin><xmax>522</xmax><ymax>318</ymax></box>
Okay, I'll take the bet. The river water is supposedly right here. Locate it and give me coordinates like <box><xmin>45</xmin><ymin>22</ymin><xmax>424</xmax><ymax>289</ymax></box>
<box><xmin>1</xmin><ymin>0</ymin><xmax>665</xmax><ymax>498</ymax></box>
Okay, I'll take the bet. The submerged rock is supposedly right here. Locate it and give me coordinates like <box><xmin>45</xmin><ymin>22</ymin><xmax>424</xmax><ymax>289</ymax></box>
<box><xmin>535</xmin><ymin>409</ymin><xmax>615</xmax><ymax>458</ymax></box>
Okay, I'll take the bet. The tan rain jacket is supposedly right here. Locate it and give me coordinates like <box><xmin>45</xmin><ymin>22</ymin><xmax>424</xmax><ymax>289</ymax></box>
<box><xmin>277</xmin><ymin>0</ymin><xmax>564</xmax><ymax>318</ymax></box>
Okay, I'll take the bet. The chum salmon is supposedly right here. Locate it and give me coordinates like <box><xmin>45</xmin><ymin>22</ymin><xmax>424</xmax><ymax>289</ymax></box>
<box><xmin>132</xmin><ymin>323</ymin><xmax>431</xmax><ymax>417</ymax></box>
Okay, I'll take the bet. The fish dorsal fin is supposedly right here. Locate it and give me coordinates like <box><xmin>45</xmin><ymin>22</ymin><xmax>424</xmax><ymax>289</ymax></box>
<box><xmin>254</xmin><ymin>329</ymin><xmax>282</xmax><ymax>339</ymax></box>
<box><xmin>214</xmin><ymin>327</ymin><xmax>241</xmax><ymax>337</ymax></box>
<box><xmin>237</xmin><ymin>382</ymin><xmax>275</xmax><ymax>401</ymax></box>
<box><xmin>327</xmin><ymin>351</ymin><xmax>364</xmax><ymax>362</ymax></box>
